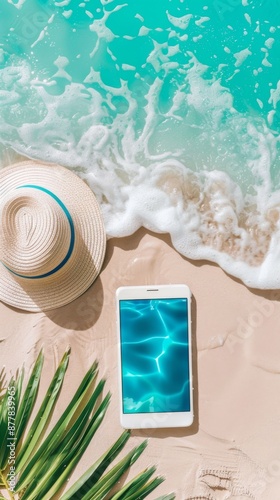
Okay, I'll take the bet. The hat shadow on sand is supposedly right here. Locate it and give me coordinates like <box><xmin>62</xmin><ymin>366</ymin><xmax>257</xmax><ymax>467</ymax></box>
<box><xmin>46</xmin><ymin>275</ymin><xmax>104</xmax><ymax>331</ymax></box>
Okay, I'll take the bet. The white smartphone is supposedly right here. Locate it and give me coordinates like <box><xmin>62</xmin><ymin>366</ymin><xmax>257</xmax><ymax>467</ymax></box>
<box><xmin>116</xmin><ymin>284</ymin><xmax>193</xmax><ymax>429</ymax></box>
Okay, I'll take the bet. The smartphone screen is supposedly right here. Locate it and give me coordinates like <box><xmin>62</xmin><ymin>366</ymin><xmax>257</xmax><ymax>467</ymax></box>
<box><xmin>119</xmin><ymin>296</ymin><xmax>191</xmax><ymax>416</ymax></box>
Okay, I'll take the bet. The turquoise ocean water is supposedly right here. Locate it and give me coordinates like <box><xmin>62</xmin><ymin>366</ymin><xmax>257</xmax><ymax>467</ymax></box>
<box><xmin>0</xmin><ymin>0</ymin><xmax>280</xmax><ymax>288</ymax></box>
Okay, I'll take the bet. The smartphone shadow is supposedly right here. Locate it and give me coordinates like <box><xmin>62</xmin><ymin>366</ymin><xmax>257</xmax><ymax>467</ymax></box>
<box><xmin>132</xmin><ymin>293</ymin><xmax>199</xmax><ymax>439</ymax></box>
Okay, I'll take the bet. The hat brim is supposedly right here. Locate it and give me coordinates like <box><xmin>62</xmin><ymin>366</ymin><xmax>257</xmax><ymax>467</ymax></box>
<box><xmin>0</xmin><ymin>161</ymin><xmax>106</xmax><ymax>312</ymax></box>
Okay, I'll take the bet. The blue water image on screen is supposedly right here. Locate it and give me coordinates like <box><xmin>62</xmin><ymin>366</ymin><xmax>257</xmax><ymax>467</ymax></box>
<box><xmin>120</xmin><ymin>298</ymin><xmax>190</xmax><ymax>414</ymax></box>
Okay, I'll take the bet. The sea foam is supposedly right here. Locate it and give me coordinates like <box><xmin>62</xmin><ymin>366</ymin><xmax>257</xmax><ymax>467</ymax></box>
<box><xmin>0</xmin><ymin>0</ymin><xmax>280</xmax><ymax>289</ymax></box>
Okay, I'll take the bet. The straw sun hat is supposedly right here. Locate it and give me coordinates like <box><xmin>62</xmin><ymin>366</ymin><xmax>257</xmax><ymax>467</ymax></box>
<box><xmin>0</xmin><ymin>161</ymin><xmax>106</xmax><ymax>312</ymax></box>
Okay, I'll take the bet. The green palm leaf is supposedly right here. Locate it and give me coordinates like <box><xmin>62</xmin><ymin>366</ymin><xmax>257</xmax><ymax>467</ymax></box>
<box><xmin>0</xmin><ymin>350</ymin><xmax>173</xmax><ymax>500</ymax></box>
<box><xmin>82</xmin><ymin>441</ymin><xmax>148</xmax><ymax>500</ymax></box>
<box><xmin>60</xmin><ymin>430</ymin><xmax>131</xmax><ymax>499</ymax></box>
<box><xmin>109</xmin><ymin>466</ymin><xmax>158</xmax><ymax>499</ymax></box>
<box><xmin>16</xmin><ymin>349</ymin><xmax>70</xmax><ymax>472</ymax></box>
<box><xmin>14</xmin><ymin>350</ymin><xmax>43</xmax><ymax>446</ymax></box>
<box><xmin>16</xmin><ymin>374</ymin><xmax>103</xmax><ymax>492</ymax></box>
<box><xmin>22</xmin><ymin>392</ymin><xmax>111</xmax><ymax>500</ymax></box>
<box><xmin>38</xmin><ymin>398</ymin><xmax>111</xmax><ymax>500</ymax></box>
<box><xmin>15</xmin><ymin>360</ymin><xmax>99</xmax><ymax>491</ymax></box>
<box><xmin>0</xmin><ymin>370</ymin><xmax>24</xmax><ymax>470</ymax></box>
<box><xmin>0</xmin><ymin>382</ymin><xmax>10</xmax><ymax>469</ymax></box>
<box><xmin>128</xmin><ymin>477</ymin><xmax>166</xmax><ymax>500</ymax></box>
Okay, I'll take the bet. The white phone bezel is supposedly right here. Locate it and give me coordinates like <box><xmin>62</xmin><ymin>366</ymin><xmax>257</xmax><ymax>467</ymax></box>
<box><xmin>116</xmin><ymin>284</ymin><xmax>193</xmax><ymax>429</ymax></box>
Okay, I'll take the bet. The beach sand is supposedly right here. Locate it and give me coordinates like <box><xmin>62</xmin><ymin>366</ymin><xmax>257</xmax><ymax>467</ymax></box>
<box><xmin>1</xmin><ymin>228</ymin><xmax>280</xmax><ymax>499</ymax></box>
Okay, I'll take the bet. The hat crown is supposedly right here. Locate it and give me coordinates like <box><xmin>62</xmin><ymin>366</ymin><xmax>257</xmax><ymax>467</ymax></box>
<box><xmin>0</xmin><ymin>187</ymin><xmax>72</xmax><ymax>278</ymax></box>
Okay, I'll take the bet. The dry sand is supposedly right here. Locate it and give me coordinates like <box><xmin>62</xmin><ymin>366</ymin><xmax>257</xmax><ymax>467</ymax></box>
<box><xmin>1</xmin><ymin>228</ymin><xmax>280</xmax><ymax>499</ymax></box>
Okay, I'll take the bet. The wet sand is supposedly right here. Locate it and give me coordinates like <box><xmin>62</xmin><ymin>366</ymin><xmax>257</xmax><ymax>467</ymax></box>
<box><xmin>1</xmin><ymin>228</ymin><xmax>280</xmax><ymax>499</ymax></box>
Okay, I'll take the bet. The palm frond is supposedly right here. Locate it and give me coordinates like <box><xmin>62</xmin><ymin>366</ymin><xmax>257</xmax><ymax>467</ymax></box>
<box><xmin>60</xmin><ymin>430</ymin><xmax>131</xmax><ymax>499</ymax></box>
<box><xmin>0</xmin><ymin>382</ymin><xmax>11</xmax><ymax>469</ymax></box>
<box><xmin>0</xmin><ymin>350</ymin><xmax>173</xmax><ymax>500</ymax></box>
<box><xmin>0</xmin><ymin>369</ymin><xmax>24</xmax><ymax>471</ymax></box>
<box><xmin>16</xmin><ymin>348</ymin><xmax>70</xmax><ymax>472</ymax></box>
<box><xmin>109</xmin><ymin>466</ymin><xmax>158</xmax><ymax>499</ymax></box>
<box><xmin>15</xmin><ymin>350</ymin><xmax>43</xmax><ymax>446</ymax></box>
<box><xmin>23</xmin><ymin>393</ymin><xmax>111</xmax><ymax>500</ymax></box>
<box><xmin>124</xmin><ymin>476</ymin><xmax>165</xmax><ymax>500</ymax></box>
<box><xmin>15</xmin><ymin>360</ymin><xmax>99</xmax><ymax>491</ymax></box>
<box><xmin>82</xmin><ymin>441</ymin><xmax>148</xmax><ymax>500</ymax></box>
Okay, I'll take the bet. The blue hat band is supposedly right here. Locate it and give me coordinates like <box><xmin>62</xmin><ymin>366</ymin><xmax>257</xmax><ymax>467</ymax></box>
<box><xmin>2</xmin><ymin>185</ymin><xmax>75</xmax><ymax>280</ymax></box>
